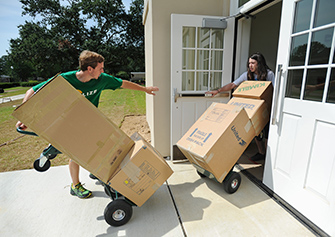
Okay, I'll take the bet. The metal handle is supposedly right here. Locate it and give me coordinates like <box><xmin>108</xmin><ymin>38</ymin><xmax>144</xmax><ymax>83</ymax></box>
<box><xmin>271</xmin><ymin>64</ymin><xmax>283</xmax><ymax>125</ymax></box>
<box><xmin>173</xmin><ymin>88</ymin><xmax>229</xmax><ymax>102</ymax></box>
<box><xmin>16</xmin><ymin>127</ymin><xmax>38</xmax><ymax>136</ymax></box>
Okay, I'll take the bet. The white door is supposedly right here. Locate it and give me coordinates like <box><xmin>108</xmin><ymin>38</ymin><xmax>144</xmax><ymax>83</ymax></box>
<box><xmin>264</xmin><ymin>0</ymin><xmax>335</xmax><ymax>235</ymax></box>
<box><xmin>170</xmin><ymin>14</ymin><xmax>235</xmax><ymax>160</ymax></box>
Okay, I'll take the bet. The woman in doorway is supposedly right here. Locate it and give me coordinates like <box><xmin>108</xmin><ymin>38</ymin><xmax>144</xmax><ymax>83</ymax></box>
<box><xmin>206</xmin><ymin>52</ymin><xmax>275</xmax><ymax>161</ymax></box>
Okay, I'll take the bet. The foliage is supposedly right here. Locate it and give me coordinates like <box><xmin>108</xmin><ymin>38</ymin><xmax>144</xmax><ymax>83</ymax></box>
<box><xmin>3</xmin><ymin>0</ymin><xmax>144</xmax><ymax>81</ymax></box>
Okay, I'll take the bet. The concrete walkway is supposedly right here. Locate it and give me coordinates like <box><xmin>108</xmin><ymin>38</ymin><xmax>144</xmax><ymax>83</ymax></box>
<box><xmin>0</xmin><ymin>94</ymin><xmax>25</xmax><ymax>104</ymax></box>
<box><xmin>0</xmin><ymin>162</ymin><xmax>315</xmax><ymax>237</ymax></box>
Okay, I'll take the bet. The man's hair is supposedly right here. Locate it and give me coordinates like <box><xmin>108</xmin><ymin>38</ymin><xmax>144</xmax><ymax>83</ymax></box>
<box><xmin>79</xmin><ymin>50</ymin><xmax>105</xmax><ymax>71</ymax></box>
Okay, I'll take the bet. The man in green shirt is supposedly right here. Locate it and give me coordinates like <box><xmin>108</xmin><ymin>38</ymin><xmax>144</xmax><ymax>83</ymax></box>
<box><xmin>16</xmin><ymin>50</ymin><xmax>159</xmax><ymax>199</ymax></box>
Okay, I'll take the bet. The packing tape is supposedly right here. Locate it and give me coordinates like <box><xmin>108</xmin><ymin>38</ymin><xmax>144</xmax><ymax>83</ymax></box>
<box><xmin>122</xmin><ymin>161</ymin><xmax>140</xmax><ymax>183</ymax></box>
<box><xmin>189</xmin><ymin>153</ymin><xmax>201</xmax><ymax>167</ymax></box>
<box><xmin>205</xmin><ymin>153</ymin><xmax>214</xmax><ymax>163</ymax></box>
<box><xmin>219</xmin><ymin>171</ymin><xmax>228</xmax><ymax>183</ymax></box>
<box><xmin>151</xmin><ymin>183</ymin><xmax>160</xmax><ymax>192</ymax></box>
<box><xmin>244</xmin><ymin>120</ymin><xmax>252</xmax><ymax>133</ymax></box>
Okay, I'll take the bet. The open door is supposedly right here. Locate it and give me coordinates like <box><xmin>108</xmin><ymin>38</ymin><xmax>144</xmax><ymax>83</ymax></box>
<box><xmin>170</xmin><ymin>14</ymin><xmax>235</xmax><ymax>160</ymax></box>
<box><xmin>264</xmin><ymin>0</ymin><xmax>335</xmax><ymax>235</ymax></box>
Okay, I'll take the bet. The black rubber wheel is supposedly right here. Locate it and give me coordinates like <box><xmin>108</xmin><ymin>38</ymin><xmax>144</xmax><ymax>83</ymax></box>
<box><xmin>223</xmin><ymin>171</ymin><xmax>241</xmax><ymax>194</ymax></box>
<box><xmin>197</xmin><ymin>170</ymin><xmax>206</xmax><ymax>178</ymax></box>
<box><xmin>33</xmin><ymin>158</ymin><xmax>51</xmax><ymax>172</ymax></box>
<box><xmin>104</xmin><ymin>199</ymin><xmax>133</xmax><ymax>226</ymax></box>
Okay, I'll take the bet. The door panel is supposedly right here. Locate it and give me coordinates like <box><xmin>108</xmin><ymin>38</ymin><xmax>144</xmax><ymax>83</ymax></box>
<box><xmin>171</xmin><ymin>14</ymin><xmax>234</xmax><ymax>160</ymax></box>
<box><xmin>264</xmin><ymin>0</ymin><xmax>335</xmax><ymax>235</ymax></box>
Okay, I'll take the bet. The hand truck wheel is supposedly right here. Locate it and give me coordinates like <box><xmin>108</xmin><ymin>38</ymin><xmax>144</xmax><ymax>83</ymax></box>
<box><xmin>223</xmin><ymin>171</ymin><xmax>241</xmax><ymax>194</ymax></box>
<box><xmin>104</xmin><ymin>199</ymin><xmax>133</xmax><ymax>226</ymax></box>
<box><xmin>33</xmin><ymin>158</ymin><xmax>51</xmax><ymax>172</ymax></box>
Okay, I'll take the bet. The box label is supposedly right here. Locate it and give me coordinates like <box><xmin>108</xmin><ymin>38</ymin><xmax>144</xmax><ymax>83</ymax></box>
<box><xmin>229</xmin><ymin>101</ymin><xmax>255</xmax><ymax>110</ymax></box>
<box><xmin>231</xmin><ymin>125</ymin><xmax>247</xmax><ymax>146</ymax></box>
<box><xmin>186</xmin><ymin>128</ymin><xmax>212</xmax><ymax>147</ymax></box>
<box><xmin>205</xmin><ymin>108</ymin><xmax>230</xmax><ymax>123</ymax></box>
<box><xmin>236</xmin><ymin>82</ymin><xmax>266</xmax><ymax>93</ymax></box>
<box><xmin>123</xmin><ymin>160</ymin><xmax>160</xmax><ymax>196</ymax></box>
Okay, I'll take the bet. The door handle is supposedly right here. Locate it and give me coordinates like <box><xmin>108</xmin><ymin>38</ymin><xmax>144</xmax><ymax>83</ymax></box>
<box><xmin>271</xmin><ymin>64</ymin><xmax>283</xmax><ymax>125</ymax></box>
<box><xmin>173</xmin><ymin>88</ymin><xmax>181</xmax><ymax>103</ymax></box>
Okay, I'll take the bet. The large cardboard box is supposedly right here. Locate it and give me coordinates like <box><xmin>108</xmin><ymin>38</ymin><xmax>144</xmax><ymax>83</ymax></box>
<box><xmin>12</xmin><ymin>75</ymin><xmax>134</xmax><ymax>183</ymax></box>
<box><xmin>108</xmin><ymin>133</ymin><xmax>173</xmax><ymax>207</ymax></box>
<box><xmin>228</xmin><ymin>97</ymin><xmax>269</xmax><ymax>135</ymax></box>
<box><xmin>176</xmin><ymin>103</ymin><xmax>255</xmax><ymax>182</ymax></box>
<box><xmin>232</xmin><ymin>81</ymin><xmax>273</xmax><ymax>111</ymax></box>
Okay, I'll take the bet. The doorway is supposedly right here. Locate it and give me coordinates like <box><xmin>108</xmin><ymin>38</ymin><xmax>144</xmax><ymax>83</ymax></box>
<box><xmin>236</xmin><ymin>1</ymin><xmax>282</xmax><ymax>182</ymax></box>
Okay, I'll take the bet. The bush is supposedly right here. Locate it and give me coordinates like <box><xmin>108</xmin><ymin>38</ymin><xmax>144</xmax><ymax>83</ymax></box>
<box><xmin>116</xmin><ymin>71</ymin><xmax>130</xmax><ymax>80</ymax></box>
<box><xmin>0</xmin><ymin>82</ymin><xmax>20</xmax><ymax>89</ymax></box>
<box><xmin>20</xmin><ymin>81</ymin><xmax>40</xmax><ymax>87</ymax></box>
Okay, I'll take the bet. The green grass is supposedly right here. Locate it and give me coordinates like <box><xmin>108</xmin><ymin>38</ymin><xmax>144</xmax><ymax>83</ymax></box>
<box><xmin>0</xmin><ymin>87</ymin><xmax>29</xmax><ymax>98</ymax></box>
<box><xmin>0</xmin><ymin>88</ymin><xmax>146</xmax><ymax>172</ymax></box>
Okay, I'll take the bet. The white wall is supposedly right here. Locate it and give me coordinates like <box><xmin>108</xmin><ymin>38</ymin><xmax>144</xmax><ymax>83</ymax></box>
<box><xmin>144</xmin><ymin>0</ymin><xmax>229</xmax><ymax>156</ymax></box>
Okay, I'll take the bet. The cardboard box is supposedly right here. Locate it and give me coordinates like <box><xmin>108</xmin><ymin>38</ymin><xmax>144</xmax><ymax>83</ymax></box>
<box><xmin>108</xmin><ymin>133</ymin><xmax>173</xmax><ymax>207</ymax></box>
<box><xmin>228</xmin><ymin>97</ymin><xmax>269</xmax><ymax>135</ymax></box>
<box><xmin>176</xmin><ymin>103</ymin><xmax>255</xmax><ymax>182</ymax></box>
<box><xmin>232</xmin><ymin>81</ymin><xmax>273</xmax><ymax>111</ymax></box>
<box><xmin>12</xmin><ymin>75</ymin><xmax>134</xmax><ymax>183</ymax></box>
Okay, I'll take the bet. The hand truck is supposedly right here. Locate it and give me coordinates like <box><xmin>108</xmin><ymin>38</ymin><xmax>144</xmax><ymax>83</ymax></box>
<box><xmin>17</xmin><ymin>127</ymin><xmax>136</xmax><ymax>226</ymax></box>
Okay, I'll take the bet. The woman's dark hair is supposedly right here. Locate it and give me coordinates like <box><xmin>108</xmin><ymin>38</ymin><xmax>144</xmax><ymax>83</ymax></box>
<box><xmin>247</xmin><ymin>52</ymin><xmax>270</xmax><ymax>81</ymax></box>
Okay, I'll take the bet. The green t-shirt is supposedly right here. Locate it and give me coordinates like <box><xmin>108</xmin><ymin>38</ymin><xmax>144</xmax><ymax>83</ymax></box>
<box><xmin>32</xmin><ymin>71</ymin><xmax>123</xmax><ymax>107</ymax></box>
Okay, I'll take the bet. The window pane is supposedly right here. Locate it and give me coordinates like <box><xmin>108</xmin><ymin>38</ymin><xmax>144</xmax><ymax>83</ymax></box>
<box><xmin>286</xmin><ymin>69</ymin><xmax>304</xmax><ymax>99</ymax></box>
<box><xmin>182</xmin><ymin>72</ymin><xmax>195</xmax><ymax>91</ymax></box>
<box><xmin>210</xmin><ymin>72</ymin><xmax>222</xmax><ymax>90</ymax></box>
<box><xmin>308</xmin><ymin>28</ymin><xmax>333</xmax><ymax>65</ymax></box>
<box><xmin>183</xmin><ymin>27</ymin><xmax>196</xmax><ymax>48</ymax></box>
<box><xmin>182</xmin><ymin>50</ymin><xmax>195</xmax><ymax>70</ymax></box>
<box><xmin>239</xmin><ymin>0</ymin><xmax>250</xmax><ymax>8</ymax></box>
<box><xmin>314</xmin><ymin>0</ymin><xmax>335</xmax><ymax>28</ymax></box>
<box><xmin>197</xmin><ymin>50</ymin><xmax>209</xmax><ymax>70</ymax></box>
<box><xmin>211</xmin><ymin>29</ymin><xmax>224</xmax><ymax>49</ymax></box>
<box><xmin>303</xmin><ymin>68</ymin><xmax>327</xmax><ymax>102</ymax></box>
<box><xmin>196</xmin><ymin>72</ymin><xmax>209</xmax><ymax>90</ymax></box>
<box><xmin>326</xmin><ymin>68</ymin><xmax>335</xmax><ymax>103</ymax></box>
<box><xmin>211</xmin><ymin>51</ymin><xmax>223</xmax><ymax>70</ymax></box>
<box><xmin>289</xmin><ymin>34</ymin><xmax>308</xmax><ymax>66</ymax></box>
<box><xmin>198</xmin><ymin>28</ymin><xmax>210</xmax><ymax>49</ymax></box>
<box><xmin>293</xmin><ymin>0</ymin><xmax>313</xmax><ymax>33</ymax></box>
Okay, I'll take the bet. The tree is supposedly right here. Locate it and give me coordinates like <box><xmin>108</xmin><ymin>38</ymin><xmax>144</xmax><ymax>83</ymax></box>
<box><xmin>5</xmin><ymin>0</ymin><xmax>145</xmax><ymax>81</ymax></box>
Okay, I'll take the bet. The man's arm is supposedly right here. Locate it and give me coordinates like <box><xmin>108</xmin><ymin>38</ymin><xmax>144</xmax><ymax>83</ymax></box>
<box><xmin>121</xmin><ymin>80</ymin><xmax>159</xmax><ymax>95</ymax></box>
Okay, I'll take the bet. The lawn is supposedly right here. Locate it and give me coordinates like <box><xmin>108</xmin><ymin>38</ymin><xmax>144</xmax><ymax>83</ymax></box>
<box><xmin>0</xmin><ymin>87</ymin><xmax>146</xmax><ymax>172</ymax></box>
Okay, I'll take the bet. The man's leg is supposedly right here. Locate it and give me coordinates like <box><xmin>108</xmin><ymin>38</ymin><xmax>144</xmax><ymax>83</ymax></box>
<box><xmin>69</xmin><ymin>159</ymin><xmax>92</xmax><ymax>198</ymax></box>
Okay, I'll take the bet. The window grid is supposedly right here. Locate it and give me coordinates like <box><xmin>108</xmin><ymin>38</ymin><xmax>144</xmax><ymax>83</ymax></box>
<box><xmin>182</xmin><ymin>27</ymin><xmax>224</xmax><ymax>93</ymax></box>
<box><xmin>287</xmin><ymin>0</ymin><xmax>335</xmax><ymax>103</ymax></box>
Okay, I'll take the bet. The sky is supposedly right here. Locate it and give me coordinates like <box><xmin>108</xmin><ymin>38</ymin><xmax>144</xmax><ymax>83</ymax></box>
<box><xmin>0</xmin><ymin>0</ymin><xmax>132</xmax><ymax>57</ymax></box>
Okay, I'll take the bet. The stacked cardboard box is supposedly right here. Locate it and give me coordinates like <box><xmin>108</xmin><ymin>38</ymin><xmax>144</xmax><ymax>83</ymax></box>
<box><xmin>177</xmin><ymin>81</ymin><xmax>273</xmax><ymax>182</ymax></box>
<box><xmin>12</xmin><ymin>75</ymin><xmax>173</xmax><ymax>207</ymax></box>
<box><xmin>177</xmin><ymin>103</ymin><xmax>255</xmax><ymax>182</ymax></box>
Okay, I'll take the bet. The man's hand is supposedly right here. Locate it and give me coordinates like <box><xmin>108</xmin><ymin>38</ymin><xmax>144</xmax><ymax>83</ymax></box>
<box><xmin>145</xmin><ymin>86</ymin><xmax>159</xmax><ymax>95</ymax></box>
<box><xmin>16</xmin><ymin>121</ymin><xmax>27</xmax><ymax>130</ymax></box>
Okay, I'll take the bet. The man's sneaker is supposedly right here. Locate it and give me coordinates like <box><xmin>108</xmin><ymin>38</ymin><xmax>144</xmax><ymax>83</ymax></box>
<box><xmin>70</xmin><ymin>182</ymin><xmax>92</xmax><ymax>199</ymax></box>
